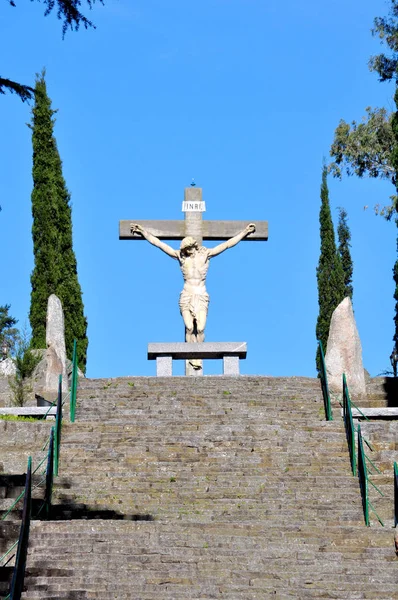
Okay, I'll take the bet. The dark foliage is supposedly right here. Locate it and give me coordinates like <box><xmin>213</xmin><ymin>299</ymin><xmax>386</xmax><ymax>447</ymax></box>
<box><xmin>316</xmin><ymin>167</ymin><xmax>345</xmax><ymax>373</ymax></box>
<box><xmin>29</xmin><ymin>72</ymin><xmax>88</xmax><ymax>371</ymax></box>
<box><xmin>0</xmin><ymin>77</ymin><xmax>35</xmax><ymax>102</ymax></box>
<box><xmin>0</xmin><ymin>304</ymin><xmax>19</xmax><ymax>355</ymax></box>
<box><xmin>2</xmin><ymin>0</ymin><xmax>103</xmax><ymax>101</ymax></box>
<box><xmin>337</xmin><ymin>207</ymin><xmax>354</xmax><ymax>301</ymax></box>
<box><xmin>391</xmin><ymin>89</ymin><xmax>398</xmax><ymax>359</ymax></box>
<box><xmin>6</xmin><ymin>0</ymin><xmax>102</xmax><ymax>36</ymax></box>
<box><xmin>370</xmin><ymin>0</ymin><xmax>398</xmax><ymax>82</ymax></box>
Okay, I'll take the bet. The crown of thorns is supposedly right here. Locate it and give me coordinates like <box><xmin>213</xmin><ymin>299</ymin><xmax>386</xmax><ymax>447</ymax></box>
<box><xmin>180</xmin><ymin>237</ymin><xmax>198</xmax><ymax>251</ymax></box>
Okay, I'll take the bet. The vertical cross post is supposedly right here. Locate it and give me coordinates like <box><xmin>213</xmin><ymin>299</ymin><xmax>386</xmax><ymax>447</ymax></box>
<box><xmin>183</xmin><ymin>186</ymin><xmax>204</xmax><ymax>375</ymax></box>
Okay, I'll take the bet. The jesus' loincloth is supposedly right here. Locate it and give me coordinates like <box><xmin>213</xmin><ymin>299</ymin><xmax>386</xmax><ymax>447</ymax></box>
<box><xmin>179</xmin><ymin>289</ymin><xmax>209</xmax><ymax>319</ymax></box>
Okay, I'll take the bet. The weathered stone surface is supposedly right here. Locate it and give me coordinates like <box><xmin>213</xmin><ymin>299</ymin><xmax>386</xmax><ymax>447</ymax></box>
<box><xmin>346</xmin><ymin>407</ymin><xmax>398</xmax><ymax>418</ymax></box>
<box><xmin>148</xmin><ymin>342</ymin><xmax>247</xmax><ymax>360</ymax></box>
<box><xmin>0</xmin><ymin>358</ymin><xmax>16</xmax><ymax>377</ymax></box>
<box><xmin>0</xmin><ymin>407</ymin><xmax>56</xmax><ymax>417</ymax></box>
<box><xmin>325</xmin><ymin>297</ymin><xmax>366</xmax><ymax>397</ymax></box>
<box><xmin>223</xmin><ymin>355</ymin><xmax>240</xmax><ymax>375</ymax></box>
<box><xmin>150</xmin><ymin>342</ymin><xmax>246</xmax><ymax>377</ymax></box>
<box><xmin>34</xmin><ymin>295</ymin><xmax>68</xmax><ymax>400</ymax></box>
<box><xmin>156</xmin><ymin>356</ymin><xmax>172</xmax><ymax>376</ymax></box>
<box><xmin>46</xmin><ymin>294</ymin><xmax>67</xmax><ymax>361</ymax></box>
<box><xmin>1</xmin><ymin>376</ymin><xmax>395</xmax><ymax>597</ymax></box>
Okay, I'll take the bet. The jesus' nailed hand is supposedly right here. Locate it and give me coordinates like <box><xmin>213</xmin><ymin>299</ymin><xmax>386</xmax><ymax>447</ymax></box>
<box><xmin>129</xmin><ymin>222</ymin><xmax>256</xmax><ymax>347</ymax></box>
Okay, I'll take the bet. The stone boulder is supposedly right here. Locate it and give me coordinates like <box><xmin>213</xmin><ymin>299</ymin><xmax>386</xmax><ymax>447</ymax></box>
<box><xmin>325</xmin><ymin>297</ymin><xmax>367</xmax><ymax>398</ymax></box>
<box><xmin>34</xmin><ymin>295</ymin><xmax>68</xmax><ymax>401</ymax></box>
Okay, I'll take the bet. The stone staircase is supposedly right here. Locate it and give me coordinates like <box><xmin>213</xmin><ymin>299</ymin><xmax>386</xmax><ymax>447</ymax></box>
<box><xmin>1</xmin><ymin>376</ymin><xmax>397</xmax><ymax>599</ymax></box>
<box><xmin>348</xmin><ymin>376</ymin><xmax>398</xmax><ymax>529</ymax></box>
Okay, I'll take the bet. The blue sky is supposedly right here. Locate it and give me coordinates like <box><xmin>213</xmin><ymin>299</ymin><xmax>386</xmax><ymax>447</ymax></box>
<box><xmin>1</xmin><ymin>0</ymin><xmax>396</xmax><ymax>378</ymax></box>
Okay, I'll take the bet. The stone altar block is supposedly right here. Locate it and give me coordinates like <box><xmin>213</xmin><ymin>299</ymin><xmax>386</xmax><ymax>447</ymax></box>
<box><xmin>148</xmin><ymin>342</ymin><xmax>247</xmax><ymax>376</ymax></box>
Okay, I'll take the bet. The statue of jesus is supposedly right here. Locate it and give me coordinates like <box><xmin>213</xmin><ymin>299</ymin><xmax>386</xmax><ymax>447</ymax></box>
<box><xmin>130</xmin><ymin>222</ymin><xmax>256</xmax><ymax>350</ymax></box>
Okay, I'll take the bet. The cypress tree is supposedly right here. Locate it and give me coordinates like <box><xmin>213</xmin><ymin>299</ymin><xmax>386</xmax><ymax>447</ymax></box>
<box><xmin>390</xmin><ymin>88</ymin><xmax>398</xmax><ymax>361</ymax></box>
<box><xmin>29</xmin><ymin>72</ymin><xmax>88</xmax><ymax>372</ymax></box>
<box><xmin>316</xmin><ymin>166</ymin><xmax>345</xmax><ymax>372</ymax></box>
<box><xmin>337</xmin><ymin>207</ymin><xmax>354</xmax><ymax>300</ymax></box>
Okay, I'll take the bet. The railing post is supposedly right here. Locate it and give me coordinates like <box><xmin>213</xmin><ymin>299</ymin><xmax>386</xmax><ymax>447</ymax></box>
<box><xmin>54</xmin><ymin>375</ymin><xmax>63</xmax><ymax>477</ymax></box>
<box><xmin>44</xmin><ymin>427</ymin><xmax>55</xmax><ymax>518</ymax></box>
<box><xmin>357</xmin><ymin>423</ymin><xmax>369</xmax><ymax>526</ymax></box>
<box><xmin>9</xmin><ymin>456</ymin><xmax>32</xmax><ymax>600</ymax></box>
<box><xmin>318</xmin><ymin>340</ymin><xmax>333</xmax><ymax>421</ymax></box>
<box><xmin>343</xmin><ymin>374</ymin><xmax>356</xmax><ymax>476</ymax></box>
<box><xmin>70</xmin><ymin>339</ymin><xmax>78</xmax><ymax>423</ymax></box>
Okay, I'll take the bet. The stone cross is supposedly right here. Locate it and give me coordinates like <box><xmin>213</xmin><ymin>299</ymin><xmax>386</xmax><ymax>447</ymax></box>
<box><xmin>119</xmin><ymin>185</ymin><xmax>268</xmax><ymax>374</ymax></box>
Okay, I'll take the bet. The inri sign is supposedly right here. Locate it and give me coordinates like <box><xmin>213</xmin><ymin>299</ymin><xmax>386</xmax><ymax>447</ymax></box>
<box><xmin>182</xmin><ymin>200</ymin><xmax>206</xmax><ymax>212</ymax></box>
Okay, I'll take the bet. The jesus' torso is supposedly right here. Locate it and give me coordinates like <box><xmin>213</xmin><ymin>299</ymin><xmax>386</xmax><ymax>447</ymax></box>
<box><xmin>178</xmin><ymin>247</ymin><xmax>210</xmax><ymax>295</ymax></box>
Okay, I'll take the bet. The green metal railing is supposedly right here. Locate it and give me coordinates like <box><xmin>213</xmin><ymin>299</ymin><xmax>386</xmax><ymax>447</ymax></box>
<box><xmin>318</xmin><ymin>340</ymin><xmax>333</xmax><ymax>421</ymax></box>
<box><xmin>0</xmin><ymin>353</ymin><xmax>76</xmax><ymax>598</ymax></box>
<box><xmin>357</xmin><ymin>423</ymin><xmax>369</xmax><ymax>526</ymax></box>
<box><xmin>8</xmin><ymin>457</ymin><xmax>32</xmax><ymax>600</ymax></box>
<box><xmin>342</xmin><ymin>375</ymin><xmax>384</xmax><ymax>526</ymax></box>
<box><xmin>35</xmin><ymin>427</ymin><xmax>55</xmax><ymax>520</ymax></box>
<box><xmin>54</xmin><ymin>375</ymin><xmax>63</xmax><ymax>477</ymax></box>
<box><xmin>0</xmin><ymin>386</ymin><xmax>61</xmax><ymax>529</ymax></box>
<box><xmin>44</xmin><ymin>427</ymin><xmax>54</xmax><ymax>518</ymax></box>
<box><xmin>342</xmin><ymin>374</ymin><xmax>356</xmax><ymax>475</ymax></box>
<box><xmin>70</xmin><ymin>339</ymin><xmax>78</xmax><ymax>423</ymax></box>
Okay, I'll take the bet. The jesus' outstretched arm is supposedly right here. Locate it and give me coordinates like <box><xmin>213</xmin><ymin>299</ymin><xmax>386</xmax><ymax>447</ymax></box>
<box><xmin>207</xmin><ymin>223</ymin><xmax>256</xmax><ymax>258</ymax></box>
<box><xmin>130</xmin><ymin>223</ymin><xmax>179</xmax><ymax>259</ymax></box>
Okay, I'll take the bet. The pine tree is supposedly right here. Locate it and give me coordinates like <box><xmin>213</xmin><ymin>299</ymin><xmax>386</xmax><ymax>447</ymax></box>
<box><xmin>316</xmin><ymin>166</ymin><xmax>345</xmax><ymax>372</ymax></box>
<box><xmin>29</xmin><ymin>72</ymin><xmax>88</xmax><ymax>372</ymax></box>
<box><xmin>337</xmin><ymin>207</ymin><xmax>354</xmax><ymax>300</ymax></box>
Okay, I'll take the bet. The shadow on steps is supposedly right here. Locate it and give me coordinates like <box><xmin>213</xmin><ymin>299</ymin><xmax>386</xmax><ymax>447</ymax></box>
<box><xmin>383</xmin><ymin>377</ymin><xmax>398</xmax><ymax>406</ymax></box>
<box><xmin>0</xmin><ymin>566</ymin><xmax>13</xmax><ymax>597</ymax></box>
<box><xmin>44</xmin><ymin>500</ymin><xmax>154</xmax><ymax>522</ymax></box>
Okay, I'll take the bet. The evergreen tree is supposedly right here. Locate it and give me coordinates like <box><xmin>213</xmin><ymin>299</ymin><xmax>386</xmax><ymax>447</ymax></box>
<box><xmin>337</xmin><ymin>207</ymin><xmax>354</xmax><ymax>300</ymax></box>
<box><xmin>391</xmin><ymin>89</ymin><xmax>398</xmax><ymax>359</ymax></box>
<box><xmin>29</xmin><ymin>72</ymin><xmax>88</xmax><ymax>372</ymax></box>
<box><xmin>330</xmin><ymin>1</ymin><xmax>398</xmax><ymax>365</ymax></box>
<box><xmin>316</xmin><ymin>166</ymin><xmax>345</xmax><ymax>372</ymax></box>
<box><xmin>0</xmin><ymin>304</ymin><xmax>19</xmax><ymax>354</ymax></box>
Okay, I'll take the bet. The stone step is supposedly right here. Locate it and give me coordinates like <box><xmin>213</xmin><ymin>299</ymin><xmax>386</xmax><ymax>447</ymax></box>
<box><xmin>1</xmin><ymin>375</ymin><xmax>397</xmax><ymax>599</ymax></box>
<box><xmin>19</xmin><ymin>521</ymin><xmax>397</xmax><ymax>599</ymax></box>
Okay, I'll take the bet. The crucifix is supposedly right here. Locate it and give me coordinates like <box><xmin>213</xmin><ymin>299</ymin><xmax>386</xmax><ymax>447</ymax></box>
<box><xmin>119</xmin><ymin>185</ymin><xmax>268</xmax><ymax>375</ymax></box>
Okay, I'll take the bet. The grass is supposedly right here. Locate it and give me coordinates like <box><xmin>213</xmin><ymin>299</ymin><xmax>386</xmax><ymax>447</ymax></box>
<box><xmin>0</xmin><ymin>415</ymin><xmax>40</xmax><ymax>422</ymax></box>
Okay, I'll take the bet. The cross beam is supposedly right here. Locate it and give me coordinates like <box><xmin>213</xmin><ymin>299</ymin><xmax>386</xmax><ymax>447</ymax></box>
<box><xmin>119</xmin><ymin>187</ymin><xmax>268</xmax><ymax>244</ymax></box>
<box><xmin>120</xmin><ymin>219</ymin><xmax>268</xmax><ymax>241</ymax></box>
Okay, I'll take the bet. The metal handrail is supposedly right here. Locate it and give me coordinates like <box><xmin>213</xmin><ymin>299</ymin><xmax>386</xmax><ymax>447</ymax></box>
<box><xmin>41</xmin><ymin>398</ymin><xmax>57</xmax><ymax>420</ymax></box>
<box><xmin>54</xmin><ymin>375</ymin><xmax>63</xmax><ymax>477</ymax></box>
<box><xmin>357</xmin><ymin>423</ymin><xmax>369</xmax><ymax>526</ymax></box>
<box><xmin>44</xmin><ymin>427</ymin><xmax>54</xmax><ymax>518</ymax></box>
<box><xmin>70</xmin><ymin>339</ymin><xmax>78</xmax><ymax>423</ymax></box>
<box><xmin>0</xmin><ymin>541</ymin><xmax>18</xmax><ymax>566</ymax></box>
<box><xmin>317</xmin><ymin>340</ymin><xmax>333</xmax><ymax>421</ymax></box>
<box><xmin>342</xmin><ymin>374</ymin><xmax>356</xmax><ymax>475</ymax></box>
<box><xmin>9</xmin><ymin>457</ymin><xmax>32</xmax><ymax>600</ymax></box>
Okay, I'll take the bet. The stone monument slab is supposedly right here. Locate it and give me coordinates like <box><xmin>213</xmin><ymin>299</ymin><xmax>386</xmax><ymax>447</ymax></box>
<box><xmin>325</xmin><ymin>297</ymin><xmax>367</xmax><ymax>398</ymax></box>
